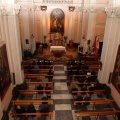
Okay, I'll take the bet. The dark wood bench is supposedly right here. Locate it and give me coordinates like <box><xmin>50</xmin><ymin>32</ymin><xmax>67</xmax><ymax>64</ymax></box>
<box><xmin>68</xmin><ymin>75</ymin><xmax>98</xmax><ymax>77</ymax></box>
<box><xmin>74</xmin><ymin>99</ymin><xmax>114</xmax><ymax>106</ymax></box>
<box><xmin>24</xmin><ymin>69</ymin><xmax>50</xmax><ymax>73</ymax></box>
<box><xmin>74</xmin><ymin>109</ymin><xmax>120</xmax><ymax>120</ymax></box>
<box><xmin>72</xmin><ymin>90</ymin><xmax>105</xmax><ymax>95</ymax></box>
<box><xmin>19</xmin><ymin>90</ymin><xmax>53</xmax><ymax>94</ymax></box>
<box><xmin>24</xmin><ymin>74</ymin><xmax>54</xmax><ymax>79</ymax></box>
<box><xmin>11</xmin><ymin>99</ymin><xmax>53</xmax><ymax>105</ymax></box>
<box><xmin>71</xmin><ymin>82</ymin><xmax>98</xmax><ymax>86</ymax></box>
<box><xmin>26</xmin><ymin>82</ymin><xmax>54</xmax><ymax>86</ymax></box>
<box><xmin>11</xmin><ymin>111</ymin><xmax>53</xmax><ymax>119</ymax></box>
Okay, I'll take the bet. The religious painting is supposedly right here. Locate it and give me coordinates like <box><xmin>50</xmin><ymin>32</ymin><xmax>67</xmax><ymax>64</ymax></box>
<box><xmin>0</xmin><ymin>44</ymin><xmax>11</xmax><ymax>100</ymax></box>
<box><xmin>50</xmin><ymin>8</ymin><xmax>65</xmax><ymax>34</ymax></box>
<box><xmin>111</xmin><ymin>45</ymin><xmax>120</xmax><ymax>93</ymax></box>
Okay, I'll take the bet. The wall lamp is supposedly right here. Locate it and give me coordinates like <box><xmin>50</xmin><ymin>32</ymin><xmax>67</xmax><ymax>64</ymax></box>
<box><xmin>41</xmin><ymin>6</ymin><xmax>47</xmax><ymax>11</ymax></box>
<box><xmin>69</xmin><ymin>6</ymin><xmax>75</xmax><ymax>12</ymax></box>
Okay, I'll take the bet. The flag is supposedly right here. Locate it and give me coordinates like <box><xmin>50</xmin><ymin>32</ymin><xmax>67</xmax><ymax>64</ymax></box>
<box><xmin>31</xmin><ymin>34</ymin><xmax>36</xmax><ymax>54</ymax></box>
<box><xmin>93</xmin><ymin>36</ymin><xmax>99</xmax><ymax>60</ymax></box>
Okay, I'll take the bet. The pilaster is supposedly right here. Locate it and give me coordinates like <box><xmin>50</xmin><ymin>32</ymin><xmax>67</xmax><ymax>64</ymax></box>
<box><xmin>0</xmin><ymin>4</ymin><xmax>23</xmax><ymax>84</ymax></box>
<box><xmin>98</xmin><ymin>6</ymin><xmax>120</xmax><ymax>84</ymax></box>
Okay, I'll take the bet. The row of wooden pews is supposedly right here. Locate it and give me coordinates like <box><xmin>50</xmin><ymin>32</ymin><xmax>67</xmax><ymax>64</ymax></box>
<box><xmin>11</xmin><ymin>59</ymin><xmax>55</xmax><ymax>119</ymax></box>
<box><xmin>68</xmin><ymin>59</ymin><xmax>120</xmax><ymax>120</ymax></box>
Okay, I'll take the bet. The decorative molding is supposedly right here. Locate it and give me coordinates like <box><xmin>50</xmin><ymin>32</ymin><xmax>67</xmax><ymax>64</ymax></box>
<box><xmin>105</xmin><ymin>6</ymin><xmax>120</xmax><ymax>18</ymax></box>
<box><xmin>42</xmin><ymin>0</ymin><xmax>73</xmax><ymax>4</ymax></box>
<box><xmin>0</xmin><ymin>4</ymin><xmax>20</xmax><ymax>16</ymax></box>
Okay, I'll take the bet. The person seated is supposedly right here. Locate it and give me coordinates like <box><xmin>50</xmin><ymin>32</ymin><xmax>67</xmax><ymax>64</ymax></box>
<box><xmin>15</xmin><ymin>105</ymin><xmax>26</xmax><ymax>113</ymax></box>
<box><xmin>33</xmin><ymin>62</ymin><xmax>39</xmax><ymax>74</ymax></box>
<box><xmin>81</xmin><ymin>85</ymin><xmax>87</xmax><ymax>91</ymax></box>
<box><xmin>83</xmin><ymin>93</ymin><xmax>91</xmax><ymax>105</ymax></box>
<box><xmin>47</xmin><ymin>69</ymin><xmax>53</xmax><ymax>82</ymax></box>
<box><xmin>45</xmin><ymin>84</ymin><xmax>51</xmax><ymax>99</ymax></box>
<box><xmin>91</xmin><ymin>69</ymin><xmax>97</xmax><ymax>81</ymax></box>
<box><xmin>71</xmin><ymin>85</ymin><xmax>78</xmax><ymax>98</ymax></box>
<box><xmin>27</xmin><ymin>104</ymin><xmax>36</xmax><ymax>117</ymax></box>
<box><xmin>37</xmin><ymin>85</ymin><xmax>44</xmax><ymax>94</ymax></box>
<box><xmin>88</xmin><ymin>84</ymin><xmax>96</xmax><ymax>91</ymax></box>
<box><xmin>75</xmin><ymin>69</ymin><xmax>80</xmax><ymax>81</ymax></box>
<box><xmin>75</xmin><ymin>93</ymin><xmax>83</xmax><ymax>101</ymax></box>
<box><xmin>41</xmin><ymin>93</ymin><xmax>48</xmax><ymax>100</ymax></box>
<box><xmin>37</xmin><ymin>60</ymin><xmax>42</xmax><ymax>65</ymax></box>
<box><xmin>39</xmin><ymin>103</ymin><xmax>50</xmax><ymax>113</ymax></box>
<box><xmin>75</xmin><ymin>93</ymin><xmax>83</xmax><ymax>110</ymax></box>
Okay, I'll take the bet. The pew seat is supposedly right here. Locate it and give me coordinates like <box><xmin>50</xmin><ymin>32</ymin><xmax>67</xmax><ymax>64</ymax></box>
<box><xmin>19</xmin><ymin>90</ymin><xmax>53</xmax><ymax>94</ymax></box>
<box><xmin>74</xmin><ymin>99</ymin><xmax>114</xmax><ymax>106</ymax></box>
<box><xmin>72</xmin><ymin>90</ymin><xmax>105</xmax><ymax>95</ymax></box>
<box><xmin>74</xmin><ymin>109</ymin><xmax>120</xmax><ymax>120</ymax></box>
<box><xmin>26</xmin><ymin>82</ymin><xmax>54</xmax><ymax>86</ymax></box>
<box><xmin>12</xmin><ymin>99</ymin><xmax>53</xmax><ymax>105</ymax></box>
<box><xmin>71</xmin><ymin>82</ymin><xmax>97</xmax><ymax>86</ymax></box>
<box><xmin>11</xmin><ymin>111</ymin><xmax>53</xmax><ymax>118</ymax></box>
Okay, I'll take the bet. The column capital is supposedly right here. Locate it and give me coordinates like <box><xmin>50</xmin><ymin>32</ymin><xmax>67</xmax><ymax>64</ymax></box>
<box><xmin>105</xmin><ymin>6</ymin><xmax>120</xmax><ymax>18</ymax></box>
<box><xmin>0</xmin><ymin>4</ymin><xmax>20</xmax><ymax>16</ymax></box>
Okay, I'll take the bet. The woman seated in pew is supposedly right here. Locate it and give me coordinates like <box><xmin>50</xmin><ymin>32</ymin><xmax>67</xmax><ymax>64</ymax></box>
<box><xmin>15</xmin><ymin>105</ymin><xmax>26</xmax><ymax>113</ymax></box>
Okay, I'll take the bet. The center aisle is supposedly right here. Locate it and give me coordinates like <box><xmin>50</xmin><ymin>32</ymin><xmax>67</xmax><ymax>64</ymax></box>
<box><xmin>52</xmin><ymin>65</ymin><xmax>76</xmax><ymax>120</ymax></box>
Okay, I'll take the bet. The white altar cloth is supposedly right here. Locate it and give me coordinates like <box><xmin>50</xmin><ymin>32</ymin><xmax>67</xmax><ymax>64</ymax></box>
<box><xmin>50</xmin><ymin>46</ymin><xmax>66</xmax><ymax>53</ymax></box>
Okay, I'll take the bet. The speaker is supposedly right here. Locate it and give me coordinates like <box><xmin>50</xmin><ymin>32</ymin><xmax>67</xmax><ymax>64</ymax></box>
<box><xmin>108</xmin><ymin>72</ymin><xmax>113</xmax><ymax>84</ymax></box>
<box><xmin>12</xmin><ymin>73</ymin><xmax>15</xmax><ymax>84</ymax></box>
<box><xmin>25</xmin><ymin>39</ymin><xmax>29</xmax><ymax>44</ymax></box>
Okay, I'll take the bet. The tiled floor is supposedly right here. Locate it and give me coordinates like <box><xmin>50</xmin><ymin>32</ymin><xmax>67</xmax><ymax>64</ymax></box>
<box><xmin>9</xmin><ymin>65</ymin><xmax>118</xmax><ymax>120</ymax></box>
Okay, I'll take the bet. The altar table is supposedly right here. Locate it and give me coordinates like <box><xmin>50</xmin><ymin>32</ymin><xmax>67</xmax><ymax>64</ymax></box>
<box><xmin>50</xmin><ymin>46</ymin><xmax>66</xmax><ymax>53</ymax></box>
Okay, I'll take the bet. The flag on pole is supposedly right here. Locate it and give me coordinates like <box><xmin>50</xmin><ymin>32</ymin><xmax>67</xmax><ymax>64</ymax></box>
<box><xmin>93</xmin><ymin>36</ymin><xmax>99</xmax><ymax>60</ymax></box>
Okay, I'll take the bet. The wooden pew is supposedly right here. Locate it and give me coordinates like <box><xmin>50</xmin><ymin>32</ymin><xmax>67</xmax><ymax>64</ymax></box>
<box><xmin>12</xmin><ymin>99</ymin><xmax>53</xmax><ymax>105</ymax></box>
<box><xmin>66</xmin><ymin>69</ymin><xmax>98</xmax><ymax>72</ymax></box>
<box><xmin>68</xmin><ymin>75</ymin><xmax>98</xmax><ymax>77</ymax></box>
<box><xmin>11</xmin><ymin>111</ymin><xmax>53</xmax><ymax>119</ymax></box>
<box><xmin>19</xmin><ymin>90</ymin><xmax>53</xmax><ymax>94</ymax></box>
<box><xmin>74</xmin><ymin>99</ymin><xmax>114</xmax><ymax>106</ymax></box>
<box><xmin>24</xmin><ymin>69</ymin><xmax>50</xmax><ymax>72</ymax></box>
<box><xmin>72</xmin><ymin>90</ymin><xmax>105</xmax><ymax>95</ymax></box>
<box><xmin>23</xmin><ymin>65</ymin><xmax>53</xmax><ymax>67</ymax></box>
<box><xmin>74</xmin><ymin>109</ymin><xmax>120</xmax><ymax>120</ymax></box>
<box><xmin>71</xmin><ymin>82</ymin><xmax>97</xmax><ymax>86</ymax></box>
<box><xmin>24</xmin><ymin>74</ymin><xmax>53</xmax><ymax>79</ymax></box>
<box><xmin>26</xmin><ymin>82</ymin><xmax>54</xmax><ymax>86</ymax></box>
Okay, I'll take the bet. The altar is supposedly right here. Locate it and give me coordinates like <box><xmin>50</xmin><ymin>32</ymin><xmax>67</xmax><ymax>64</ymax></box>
<box><xmin>50</xmin><ymin>46</ymin><xmax>66</xmax><ymax>53</ymax></box>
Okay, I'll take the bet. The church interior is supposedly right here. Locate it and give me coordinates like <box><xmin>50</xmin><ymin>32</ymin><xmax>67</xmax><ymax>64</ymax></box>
<box><xmin>0</xmin><ymin>0</ymin><xmax>120</xmax><ymax>120</ymax></box>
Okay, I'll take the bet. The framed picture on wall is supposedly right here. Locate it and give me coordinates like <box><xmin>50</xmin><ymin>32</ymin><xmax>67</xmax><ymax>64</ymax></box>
<box><xmin>50</xmin><ymin>8</ymin><xmax>65</xmax><ymax>33</ymax></box>
<box><xmin>111</xmin><ymin>45</ymin><xmax>120</xmax><ymax>93</ymax></box>
<box><xmin>0</xmin><ymin>44</ymin><xmax>11</xmax><ymax>100</ymax></box>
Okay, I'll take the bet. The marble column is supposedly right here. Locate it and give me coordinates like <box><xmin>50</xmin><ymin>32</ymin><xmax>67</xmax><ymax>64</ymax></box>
<box><xmin>3</xmin><ymin>7</ymin><xmax>23</xmax><ymax>84</ymax></box>
<box><xmin>98</xmin><ymin>8</ymin><xmax>120</xmax><ymax>84</ymax></box>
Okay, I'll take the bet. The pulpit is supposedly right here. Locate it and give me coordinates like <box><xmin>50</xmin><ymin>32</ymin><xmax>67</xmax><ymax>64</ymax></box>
<box><xmin>69</xmin><ymin>40</ymin><xmax>73</xmax><ymax>49</ymax></box>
